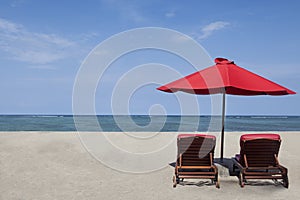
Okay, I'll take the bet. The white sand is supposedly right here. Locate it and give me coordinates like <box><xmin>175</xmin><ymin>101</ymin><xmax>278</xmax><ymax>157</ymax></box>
<box><xmin>0</xmin><ymin>131</ymin><xmax>299</xmax><ymax>200</ymax></box>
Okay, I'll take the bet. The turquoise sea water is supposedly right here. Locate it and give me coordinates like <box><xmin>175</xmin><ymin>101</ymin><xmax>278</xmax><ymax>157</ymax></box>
<box><xmin>0</xmin><ymin>115</ymin><xmax>299</xmax><ymax>132</ymax></box>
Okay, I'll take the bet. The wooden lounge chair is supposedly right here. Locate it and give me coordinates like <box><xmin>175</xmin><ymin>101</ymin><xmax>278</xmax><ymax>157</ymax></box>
<box><xmin>232</xmin><ymin>133</ymin><xmax>289</xmax><ymax>188</ymax></box>
<box><xmin>173</xmin><ymin>134</ymin><xmax>220</xmax><ymax>188</ymax></box>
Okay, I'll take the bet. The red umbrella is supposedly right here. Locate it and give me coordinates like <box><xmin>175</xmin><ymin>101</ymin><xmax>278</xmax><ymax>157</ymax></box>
<box><xmin>157</xmin><ymin>58</ymin><xmax>296</xmax><ymax>160</ymax></box>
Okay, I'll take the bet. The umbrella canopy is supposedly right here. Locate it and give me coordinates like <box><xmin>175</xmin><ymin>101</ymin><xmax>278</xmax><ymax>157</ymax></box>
<box><xmin>157</xmin><ymin>58</ymin><xmax>296</xmax><ymax>160</ymax></box>
<box><xmin>158</xmin><ymin>58</ymin><xmax>295</xmax><ymax>95</ymax></box>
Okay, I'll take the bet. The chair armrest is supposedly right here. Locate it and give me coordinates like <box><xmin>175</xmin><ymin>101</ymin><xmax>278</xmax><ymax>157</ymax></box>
<box><xmin>232</xmin><ymin>157</ymin><xmax>244</xmax><ymax>170</ymax></box>
<box><xmin>210</xmin><ymin>153</ymin><xmax>213</xmax><ymax>166</ymax></box>
<box><xmin>274</xmin><ymin>154</ymin><xmax>279</xmax><ymax>165</ymax></box>
<box><xmin>244</xmin><ymin>154</ymin><xmax>249</xmax><ymax>167</ymax></box>
<box><xmin>278</xmin><ymin>164</ymin><xmax>288</xmax><ymax>174</ymax></box>
<box><xmin>179</xmin><ymin>153</ymin><xmax>182</xmax><ymax>167</ymax></box>
<box><xmin>211</xmin><ymin>164</ymin><xmax>218</xmax><ymax>173</ymax></box>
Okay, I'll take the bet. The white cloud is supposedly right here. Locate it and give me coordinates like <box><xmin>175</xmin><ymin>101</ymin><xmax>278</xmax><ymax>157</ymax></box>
<box><xmin>0</xmin><ymin>18</ymin><xmax>77</xmax><ymax>65</ymax></box>
<box><xmin>100</xmin><ymin>0</ymin><xmax>146</xmax><ymax>23</ymax></box>
<box><xmin>0</xmin><ymin>18</ymin><xmax>22</xmax><ymax>32</ymax></box>
<box><xmin>10</xmin><ymin>0</ymin><xmax>26</xmax><ymax>7</ymax></box>
<box><xmin>126</xmin><ymin>8</ymin><xmax>145</xmax><ymax>23</ymax></box>
<box><xmin>80</xmin><ymin>32</ymin><xmax>100</xmax><ymax>41</ymax></box>
<box><xmin>170</xmin><ymin>34</ymin><xmax>191</xmax><ymax>43</ymax></box>
<box><xmin>28</xmin><ymin>65</ymin><xmax>57</xmax><ymax>70</ymax></box>
<box><xmin>15</xmin><ymin>50</ymin><xmax>65</xmax><ymax>64</ymax></box>
<box><xmin>165</xmin><ymin>11</ymin><xmax>176</xmax><ymax>18</ymax></box>
<box><xmin>197</xmin><ymin>21</ymin><xmax>230</xmax><ymax>40</ymax></box>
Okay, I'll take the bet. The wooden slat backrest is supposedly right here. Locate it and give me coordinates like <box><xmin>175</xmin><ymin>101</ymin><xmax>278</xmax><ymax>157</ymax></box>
<box><xmin>177</xmin><ymin>136</ymin><xmax>216</xmax><ymax>166</ymax></box>
<box><xmin>239</xmin><ymin>139</ymin><xmax>281</xmax><ymax>167</ymax></box>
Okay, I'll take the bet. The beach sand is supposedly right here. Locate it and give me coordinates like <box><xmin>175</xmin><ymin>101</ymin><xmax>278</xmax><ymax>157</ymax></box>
<box><xmin>0</xmin><ymin>131</ymin><xmax>299</xmax><ymax>200</ymax></box>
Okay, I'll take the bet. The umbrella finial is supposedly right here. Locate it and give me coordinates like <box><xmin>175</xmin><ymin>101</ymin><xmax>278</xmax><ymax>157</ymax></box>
<box><xmin>215</xmin><ymin>58</ymin><xmax>234</xmax><ymax>64</ymax></box>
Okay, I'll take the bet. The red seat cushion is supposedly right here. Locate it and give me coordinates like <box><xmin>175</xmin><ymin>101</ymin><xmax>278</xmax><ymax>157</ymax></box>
<box><xmin>240</xmin><ymin>133</ymin><xmax>281</xmax><ymax>141</ymax></box>
<box><xmin>178</xmin><ymin>134</ymin><xmax>216</xmax><ymax>139</ymax></box>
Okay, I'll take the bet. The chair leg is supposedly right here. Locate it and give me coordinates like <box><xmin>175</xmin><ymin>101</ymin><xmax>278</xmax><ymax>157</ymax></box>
<box><xmin>215</xmin><ymin>175</ymin><xmax>220</xmax><ymax>189</ymax></box>
<box><xmin>239</xmin><ymin>172</ymin><xmax>245</xmax><ymax>188</ymax></box>
<box><xmin>172</xmin><ymin>175</ymin><xmax>177</xmax><ymax>188</ymax></box>
<box><xmin>283</xmin><ymin>175</ymin><xmax>289</xmax><ymax>188</ymax></box>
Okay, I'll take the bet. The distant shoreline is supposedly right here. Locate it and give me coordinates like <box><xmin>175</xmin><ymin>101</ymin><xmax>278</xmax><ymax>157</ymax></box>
<box><xmin>0</xmin><ymin>115</ymin><xmax>299</xmax><ymax>132</ymax></box>
<box><xmin>0</xmin><ymin>114</ymin><xmax>299</xmax><ymax>117</ymax></box>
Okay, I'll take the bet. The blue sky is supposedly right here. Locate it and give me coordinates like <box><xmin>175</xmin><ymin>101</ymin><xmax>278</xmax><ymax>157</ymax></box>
<box><xmin>0</xmin><ymin>0</ymin><xmax>299</xmax><ymax>115</ymax></box>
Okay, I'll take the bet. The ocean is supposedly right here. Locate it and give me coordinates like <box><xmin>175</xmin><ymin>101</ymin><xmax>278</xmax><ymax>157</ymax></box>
<box><xmin>0</xmin><ymin>115</ymin><xmax>299</xmax><ymax>132</ymax></box>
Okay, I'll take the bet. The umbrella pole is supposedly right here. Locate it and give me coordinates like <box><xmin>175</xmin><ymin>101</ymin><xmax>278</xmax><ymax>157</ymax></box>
<box><xmin>220</xmin><ymin>92</ymin><xmax>226</xmax><ymax>161</ymax></box>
